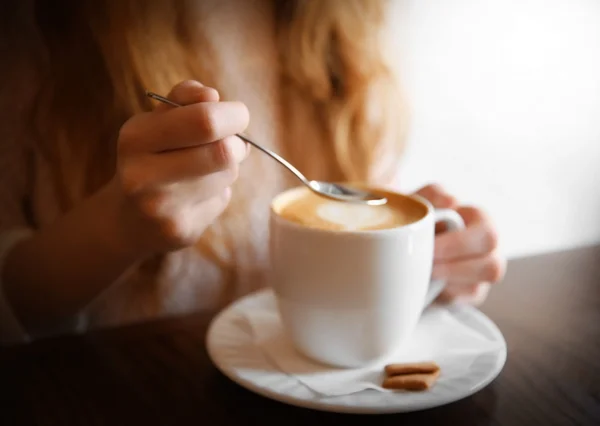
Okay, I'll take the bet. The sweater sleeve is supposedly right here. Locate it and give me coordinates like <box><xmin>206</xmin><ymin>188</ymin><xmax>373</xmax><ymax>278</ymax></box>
<box><xmin>0</xmin><ymin>63</ymin><xmax>36</xmax><ymax>346</ymax></box>
<box><xmin>0</xmin><ymin>229</ymin><xmax>33</xmax><ymax>345</ymax></box>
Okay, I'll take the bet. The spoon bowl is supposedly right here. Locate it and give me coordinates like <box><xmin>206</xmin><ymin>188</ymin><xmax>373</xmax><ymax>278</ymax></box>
<box><xmin>307</xmin><ymin>181</ymin><xmax>388</xmax><ymax>206</ymax></box>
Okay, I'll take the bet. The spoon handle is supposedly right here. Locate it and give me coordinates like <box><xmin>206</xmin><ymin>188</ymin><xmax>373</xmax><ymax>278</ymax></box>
<box><xmin>146</xmin><ymin>91</ymin><xmax>310</xmax><ymax>186</ymax></box>
<box><xmin>235</xmin><ymin>134</ymin><xmax>309</xmax><ymax>186</ymax></box>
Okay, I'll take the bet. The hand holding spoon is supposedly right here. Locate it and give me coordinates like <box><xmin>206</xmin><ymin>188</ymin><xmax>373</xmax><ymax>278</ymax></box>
<box><xmin>146</xmin><ymin>91</ymin><xmax>387</xmax><ymax>206</ymax></box>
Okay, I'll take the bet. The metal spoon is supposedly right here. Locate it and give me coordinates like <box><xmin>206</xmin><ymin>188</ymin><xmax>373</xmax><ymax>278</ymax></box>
<box><xmin>146</xmin><ymin>91</ymin><xmax>387</xmax><ymax>206</ymax></box>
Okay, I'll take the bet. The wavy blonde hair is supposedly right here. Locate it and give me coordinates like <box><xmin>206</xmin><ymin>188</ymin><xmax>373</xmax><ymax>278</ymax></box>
<box><xmin>9</xmin><ymin>0</ymin><xmax>406</xmax><ymax>304</ymax></box>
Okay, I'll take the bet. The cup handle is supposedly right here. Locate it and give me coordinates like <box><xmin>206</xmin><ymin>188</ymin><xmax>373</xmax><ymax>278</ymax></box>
<box><xmin>423</xmin><ymin>209</ymin><xmax>466</xmax><ymax>308</ymax></box>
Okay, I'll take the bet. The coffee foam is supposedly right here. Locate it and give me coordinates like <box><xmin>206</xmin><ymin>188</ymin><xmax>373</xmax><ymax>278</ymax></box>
<box><xmin>315</xmin><ymin>202</ymin><xmax>397</xmax><ymax>231</ymax></box>
<box><xmin>274</xmin><ymin>187</ymin><xmax>427</xmax><ymax>232</ymax></box>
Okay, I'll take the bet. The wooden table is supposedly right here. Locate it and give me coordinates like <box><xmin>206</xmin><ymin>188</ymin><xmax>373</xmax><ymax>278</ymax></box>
<box><xmin>2</xmin><ymin>246</ymin><xmax>599</xmax><ymax>425</ymax></box>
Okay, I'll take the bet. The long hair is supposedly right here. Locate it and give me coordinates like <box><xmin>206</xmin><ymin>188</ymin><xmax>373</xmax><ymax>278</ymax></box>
<box><xmin>5</xmin><ymin>0</ymin><xmax>406</xmax><ymax>305</ymax></box>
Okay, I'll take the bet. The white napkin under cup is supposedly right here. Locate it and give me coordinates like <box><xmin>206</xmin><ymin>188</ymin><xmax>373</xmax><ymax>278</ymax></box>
<box><xmin>244</xmin><ymin>305</ymin><xmax>503</xmax><ymax>397</ymax></box>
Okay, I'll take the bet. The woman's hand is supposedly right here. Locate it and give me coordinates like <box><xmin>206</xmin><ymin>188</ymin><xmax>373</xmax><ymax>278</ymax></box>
<box><xmin>110</xmin><ymin>80</ymin><xmax>250</xmax><ymax>256</ymax></box>
<box><xmin>2</xmin><ymin>79</ymin><xmax>250</xmax><ymax>335</ymax></box>
<box><xmin>413</xmin><ymin>184</ymin><xmax>506</xmax><ymax>306</ymax></box>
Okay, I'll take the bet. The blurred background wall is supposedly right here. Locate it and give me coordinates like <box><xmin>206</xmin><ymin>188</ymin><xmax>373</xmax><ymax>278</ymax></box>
<box><xmin>387</xmin><ymin>0</ymin><xmax>600</xmax><ymax>258</ymax></box>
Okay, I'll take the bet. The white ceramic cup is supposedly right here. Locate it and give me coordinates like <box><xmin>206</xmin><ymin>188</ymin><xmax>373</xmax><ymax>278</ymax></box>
<box><xmin>268</xmin><ymin>186</ymin><xmax>465</xmax><ymax>368</ymax></box>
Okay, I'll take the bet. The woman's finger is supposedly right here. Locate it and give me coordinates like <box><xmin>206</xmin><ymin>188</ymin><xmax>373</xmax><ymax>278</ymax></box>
<box><xmin>119</xmin><ymin>101</ymin><xmax>250</xmax><ymax>155</ymax></box>
<box><xmin>155</xmin><ymin>172</ymin><xmax>237</xmax><ymax>209</ymax></box>
<box><xmin>437</xmin><ymin>282</ymin><xmax>492</xmax><ymax>306</ymax></box>
<box><xmin>160</xmin><ymin>170</ymin><xmax>239</xmax><ymax>207</ymax></box>
<box><xmin>432</xmin><ymin>253</ymin><xmax>506</xmax><ymax>283</ymax></box>
<box><xmin>121</xmin><ymin>135</ymin><xmax>247</xmax><ymax>192</ymax></box>
<box><xmin>414</xmin><ymin>184</ymin><xmax>459</xmax><ymax>233</ymax></box>
<box><xmin>157</xmin><ymin>188</ymin><xmax>232</xmax><ymax>249</ymax></box>
<box><xmin>190</xmin><ymin>188</ymin><xmax>232</xmax><ymax>229</ymax></box>
<box><xmin>413</xmin><ymin>184</ymin><xmax>459</xmax><ymax>209</ymax></box>
<box><xmin>434</xmin><ymin>207</ymin><xmax>499</xmax><ymax>261</ymax></box>
<box><xmin>153</xmin><ymin>80</ymin><xmax>220</xmax><ymax>111</ymax></box>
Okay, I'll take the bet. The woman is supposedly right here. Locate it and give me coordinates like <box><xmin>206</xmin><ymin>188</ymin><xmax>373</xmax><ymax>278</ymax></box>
<box><xmin>0</xmin><ymin>0</ymin><xmax>505</xmax><ymax>344</ymax></box>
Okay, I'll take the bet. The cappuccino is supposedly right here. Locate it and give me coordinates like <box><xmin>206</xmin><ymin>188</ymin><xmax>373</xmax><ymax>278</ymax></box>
<box><xmin>269</xmin><ymin>184</ymin><xmax>465</xmax><ymax>367</ymax></box>
<box><xmin>274</xmin><ymin>186</ymin><xmax>426</xmax><ymax>231</ymax></box>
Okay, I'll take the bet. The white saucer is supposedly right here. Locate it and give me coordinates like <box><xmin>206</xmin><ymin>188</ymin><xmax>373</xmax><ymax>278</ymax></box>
<box><xmin>206</xmin><ymin>289</ymin><xmax>507</xmax><ymax>414</ymax></box>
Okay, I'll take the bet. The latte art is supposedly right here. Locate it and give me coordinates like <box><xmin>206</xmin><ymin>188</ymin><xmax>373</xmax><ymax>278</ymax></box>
<box><xmin>275</xmin><ymin>187</ymin><xmax>426</xmax><ymax>231</ymax></box>
<box><xmin>316</xmin><ymin>202</ymin><xmax>397</xmax><ymax>230</ymax></box>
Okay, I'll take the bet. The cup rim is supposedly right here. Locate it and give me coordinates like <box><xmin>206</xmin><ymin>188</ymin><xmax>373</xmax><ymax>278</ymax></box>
<box><xmin>270</xmin><ymin>185</ymin><xmax>435</xmax><ymax>236</ymax></box>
